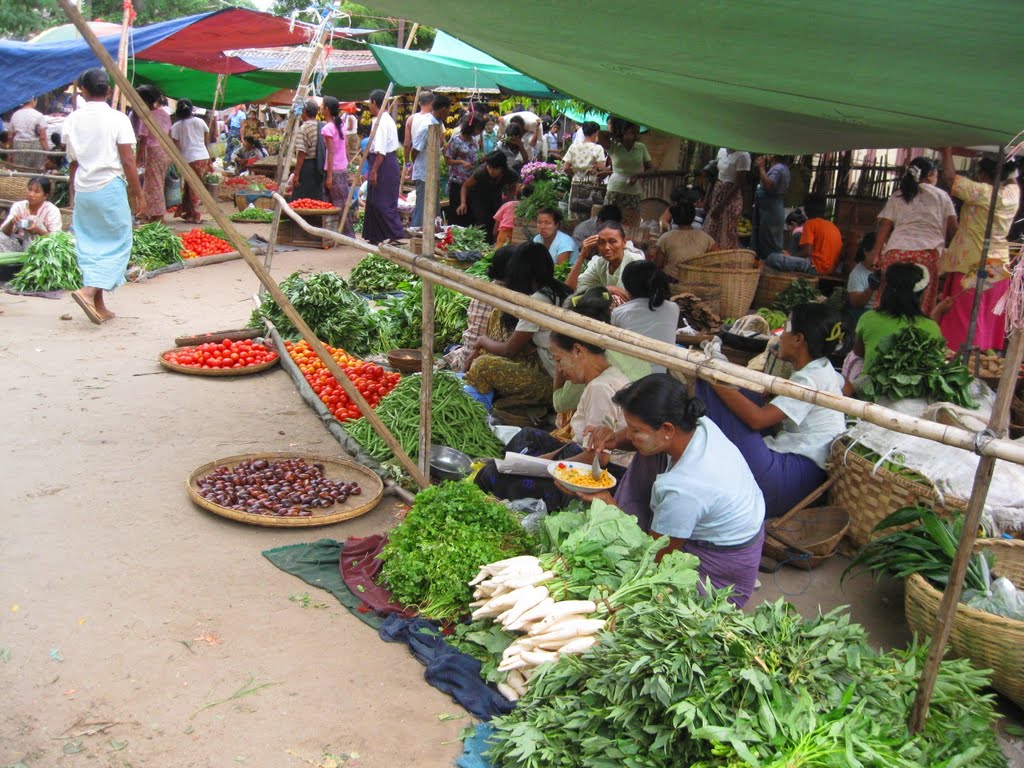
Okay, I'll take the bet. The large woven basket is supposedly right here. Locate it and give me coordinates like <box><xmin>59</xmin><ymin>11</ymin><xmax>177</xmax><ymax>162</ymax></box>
<box><xmin>828</xmin><ymin>439</ymin><xmax>967</xmax><ymax>549</ymax></box>
<box><xmin>753</xmin><ymin>270</ymin><xmax>811</xmax><ymax>311</ymax></box>
<box><xmin>676</xmin><ymin>249</ymin><xmax>760</xmax><ymax>318</ymax></box>
<box><xmin>0</xmin><ymin>175</ymin><xmax>29</xmax><ymax>203</ymax></box>
<box><xmin>904</xmin><ymin>539</ymin><xmax>1024</xmax><ymax>707</ymax></box>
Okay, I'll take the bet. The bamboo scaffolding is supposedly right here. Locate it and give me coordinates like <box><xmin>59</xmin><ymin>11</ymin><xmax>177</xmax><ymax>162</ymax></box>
<box><xmin>417</xmin><ymin>123</ymin><xmax>441</xmax><ymax>478</ymax></box>
<box><xmin>56</xmin><ymin>0</ymin><xmax>429</xmax><ymax>489</ymax></box>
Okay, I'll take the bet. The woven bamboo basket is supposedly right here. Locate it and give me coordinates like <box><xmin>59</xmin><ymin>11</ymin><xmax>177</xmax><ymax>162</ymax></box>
<box><xmin>904</xmin><ymin>538</ymin><xmax>1024</xmax><ymax>707</ymax></box>
<box><xmin>187</xmin><ymin>452</ymin><xmax>383</xmax><ymax>527</ymax></box>
<box><xmin>0</xmin><ymin>175</ymin><xmax>29</xmax><ymax>202</ymax></box>
<box><xmin>763</xmin><ymin>506</ymin><xmax>850</xmax><ymax>570</ymax></box>
<box><xmin>158</xmin><ymin>347</ymin><xmax>280</xmax><ymax>377</ymax></box>
<box><xmin>965</xmin><ymin>351</ymin><xmax>1024</xmax><ymax>382</ymax></box>
<box><xmin>675</xmin><ymin>249</ymin><xmax>760</xmax><ymax>318</ymax></box>
<box><xmin>511</xmin><ymin>216</ymin><xmax>534</xmax><ymax>245</ymax></box>
<box><xmin>753</xmin><ymin>270</ymin><xmax>812</xmax><ymax>311</ymax></box>
<box><xmin>828</xmin><ymin>439</ymin><xmax>967</xmax><ymax>549</ymax></box>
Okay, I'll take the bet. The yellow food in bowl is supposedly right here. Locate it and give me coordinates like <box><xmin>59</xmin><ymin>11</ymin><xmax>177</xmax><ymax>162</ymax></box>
<box><xmin>553</xmin><ymin>465</ymin><xmax>614</xmax><ymax>490</ymax></box>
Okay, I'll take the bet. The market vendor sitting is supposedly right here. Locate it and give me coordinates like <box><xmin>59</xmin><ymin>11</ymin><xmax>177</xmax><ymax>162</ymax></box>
<box><xmin>567</xmin><ymin>374</ymin><xmax>765</xmax><ymax>608</ymax></box>
<box><xmin>764</xmin><ymin>194</ymin><xmax>842</xmax><ymax>275</ymax></box>
<box><xmin>0</xmin><ymin>176</ymin><xmax>63</xmax><ymax>253</ymax></box>
<box><xmin>533</xmin><ymin>206</ymin><xmax>578</xmax><ymax>265</ymax></box>
<box><xmin>565</xmin><ymin>221</ymin><xmax>645</xmax><ymax>303</ymax></box>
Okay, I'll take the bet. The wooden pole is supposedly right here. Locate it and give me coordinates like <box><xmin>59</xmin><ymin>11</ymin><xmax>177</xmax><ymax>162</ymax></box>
<box><xmin>417</xmin><ymin>123</ymin><xmax>441</xmax><ymax>477</ymax></box>
<box><xmin>111</xmin><ymin>6</ymin><xmax>131</xmax><ymax>112</ymax></box>
<box><xmin>56</xmin><ymin>0</ymin><xmax>429</xmax><ymax>489</ymax></box>
<box><xmin>270</xmin><ymin>203</ymin><xmax>1024</xmax><ymax>469</ymax></box>
<box><xmin>909</xmin><ymin>328</ymin><xmax>1024</xmax><ymax>732</ymax></box>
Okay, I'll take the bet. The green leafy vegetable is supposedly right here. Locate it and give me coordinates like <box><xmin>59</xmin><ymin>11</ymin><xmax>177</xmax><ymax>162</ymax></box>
<box><xmin>755</xmin><ymin>307</ymin><xmax>788</xmax><ymax>330</ymax></box>
<box><xmin>464</xmin><ymin>250</ymin><xmax>495</xmax><ymax>280</ymax></box>
<box><xmin>771</xmin><ymin>278</ymin><xmax>823</xmax><ymax>313</ymax></box>
<box><xmin>230</xmin><ymin>208</ymin><xmax>275</xmax><ymax>223</ymax></box>
<box><xmin>8</xmin><ymin>232</ymin><xmax>81</xmax><ymax>291</ymax></box>
<box><xmin>441</xmin><ymin>225</ymin><xmax>489</xmax><ymax>255</ymax></box>
<box><xmin>515</xmin><ymin>178</ymin><xmax>569</xmax><ymax>222</ymax></box>
<box><xmin>373</xmin><ymin>281</ymin><xmax>471</xmax><ymax>353</ymax></box>
<box><xmin>129</xmin><ymin>222</ymin><xmax>184</xmax><ymax>272</ymax></box>
<box><xmin>379</xmin><ymin>482</ymin><xmax>535</xmax><ymax>621</ymax></box>
<box><xmin>347</xmin><ymin>253</ymin><xmax>410</xmax><ymax>295</ymax></box>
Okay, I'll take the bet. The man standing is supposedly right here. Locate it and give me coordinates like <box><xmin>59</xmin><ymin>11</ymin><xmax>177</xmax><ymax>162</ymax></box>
<box><xmin>409</xmin><ymin>93</ymin><xmax>450</xmax><ymax>228</ymax></box>
<box><xmin>225</xmin><ymin>104</ymin><xmax>245</xmax><ymax>164</ymax></box>
<box><xmin>403</xmin><ymin>90</ymin><xmax>433</xmax><ymax>179</ymax></box>
<box><xmin>64</xmin><ymin>68</ymin><xmax>143</xmax><ymax>324</ymax></box>
<box><xmin>287</xmin><ymin>100</ymin><xmax>326</xmax><ymax>202</ymax></box>
<box><xmin>362</xmin><ymin>89</ymin><xmax>405</xmax><ymax>245</ymax></box>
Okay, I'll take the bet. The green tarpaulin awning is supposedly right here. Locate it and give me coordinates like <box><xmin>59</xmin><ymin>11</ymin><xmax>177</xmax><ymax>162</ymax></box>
<box><xmin>365</xmin><ymin>1</ymin><xmax>1023</xmax><ymax>152</ymax></box>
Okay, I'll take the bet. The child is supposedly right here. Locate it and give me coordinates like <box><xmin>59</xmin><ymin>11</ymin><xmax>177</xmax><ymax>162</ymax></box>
<box><xmin>493</xmin><ymin>197</ymin><xmax>518</xmax><ymax>247</ymax></box>
<box><xmin>846</xmin><ymin>232</ymin><xmax>878</xmax><ymax>324</ymax></box>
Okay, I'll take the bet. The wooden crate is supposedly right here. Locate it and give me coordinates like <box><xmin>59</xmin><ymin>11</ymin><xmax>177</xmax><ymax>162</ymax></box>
<box><xmin>279</xmin><ymin>213</ymin><xmax>332</xmax><ymax>249</ymax></box>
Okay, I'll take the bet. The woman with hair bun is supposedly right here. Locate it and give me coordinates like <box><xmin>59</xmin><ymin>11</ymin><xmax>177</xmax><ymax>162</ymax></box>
<box><xmin>865</xmin><ymin>156</ymin><xmax>957</xmax><ymax>313</ymax></box>
<box><xmin>169</xmin><ymin>98</ymin><xmax>211</xmax><ymax>224</ymax></box>
<box><xmin>611</xmin><ymin>260</ymin><xmax>679</xmax><ymax>373</ymax></box>
<box><xmin>577</xmin><ymin>373</ymin><xmax>765</xmax><ymax>607</ymax></box>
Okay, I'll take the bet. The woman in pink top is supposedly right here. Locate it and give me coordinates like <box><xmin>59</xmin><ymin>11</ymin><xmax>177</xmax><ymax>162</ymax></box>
<box><xmin>135</xmin><ymin>85</ymin><xmax>172</xmax><ymax>223</ymax></box>
<box><xmin>321</xmin><ymin>96</ymin><xmax>356</xmax><ymax>238</ymax></box>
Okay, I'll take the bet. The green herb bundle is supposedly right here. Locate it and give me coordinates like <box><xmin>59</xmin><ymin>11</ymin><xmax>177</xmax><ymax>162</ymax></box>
<box><xmin>230</xmin><ymin>208</ymin><xmax>275</xmax><ymax>223</ymax></box>
<box><xmin>347</xmin><ymin>253</ymin><xmax>410</xmax><ymax>294</ymax></box>
<box><xmin>515</xmin><ymin>179</ymin><xmax>568</xmax><ymax>222</ymax></box>
<box><xmin>444</xmin><ymin>225</ymin><xmax>489</xmax><ymax>254</ymax></box>
<box><xmin>202</xmin><ymin>227</ymin><xmax>229</xmax><ymax>241</ymax></box>
<box><xmin>379</xmin><ymin>482</ymin><xmax>535</xmax><ymax>620</ymax></box>
<box><xmin>464</xmin><ymin>250</ymin><xmax>495</xmax><ymax>280</ymax></box>
<box><xmin>488</xmin><ymin>593</ymin><xmax>1004</xmax><ymax>767</ymax></box>
<box><xmin>344</xmin><ymin>371</ymin><xmax>504</xmax><ymax>462</ymax></box>
<box><xmin>129</xmin><ymin>222</ymin><xmax>184</xmax><ymax>272</ymax></box>
<box><xmin>373</xmin><ymin>281</ymin><xmax>470</xmax><ymax>353</ymax></box>
<box><xmin>248</xmin><ymin>271</ymin><xmax>378</xmax><ymax>357</ymax></box>
<box><xmin>860</xmin><ymin>325</ymin><xmax>977</xmax><ymax>408</ymax></box>
<box><xmin>755</xmin><ymin>307</ymin><xmax>788</xmax><ymax>329</ymax></box>
<box><xmin>8</xmin><ymin>232</ymin><xmax>81</xmax><ymax>291</ymax></box>
<box><xmin>771</xmin><ymin>278</ymin><xmax>822</xmax><ymax>313</ymax></box>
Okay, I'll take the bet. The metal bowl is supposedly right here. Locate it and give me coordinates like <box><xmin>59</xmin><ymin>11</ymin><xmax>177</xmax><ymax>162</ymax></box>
<box><xmin>429</xmin><ymin>445</ymin><xmax>473</xmax><ymax>483</ymax></box>
<box><xmin>387</xmin><ymin>348</ymin><xmax>423</xmax><ymax>374</ymax></box>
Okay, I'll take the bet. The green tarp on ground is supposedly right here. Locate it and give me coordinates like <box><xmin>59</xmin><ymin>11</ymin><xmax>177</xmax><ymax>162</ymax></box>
<box><xmin>365</xmin><ymin>1</ymin><xmax>1023</xmax><ymax>152</ymax></box>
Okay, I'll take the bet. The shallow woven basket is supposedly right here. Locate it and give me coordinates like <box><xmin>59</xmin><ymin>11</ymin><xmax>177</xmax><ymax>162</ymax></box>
<box><xmin>0</xmin><ymin>175</ymin><xmax>30</xmax><ymax>202</ymax></box>
<box><xmin>904</xmin><ymin>538</ymin><xmax>1024</xmax><ymax>707</ymax></box>
<box><xmin>763</xmin><ymin>505</ymin><xmax>850</xmax><ymax>570</ymax></box>
<box><xmin>753</xmin><ymin>270</ymin><xmax>811</xmax><ymax>311</ymax></box>
<box><xmin>187</xmin><ymin>451</ymin><xmax>383</xmax><ymax>527</ymax></box>
<box><xmin>828</xmin><ymin>439</ymin><xmax>967</xmax><ymax>549</ymax></box>
<box><xmin>675</xmin><ymin>249</ymin><xmax>761</xmax><ymax>318</ymax></box>
<box><xmin>158</xmin><ymin>347</ymin><xmax>280</xmax><ymax>377</ymax></box>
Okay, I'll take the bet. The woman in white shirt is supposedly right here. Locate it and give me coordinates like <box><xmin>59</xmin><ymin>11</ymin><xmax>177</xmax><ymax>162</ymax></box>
<box><xmin>9</xmin><ymin>98</ymin><xmax>48</xmax><ymax>170</ymax></box>
<box><xmin>169</xmin><ymin>99</ymin><xmax>210</xmax><ymax>224</ymax></box>
<box><xmin>610</xmin><ymin>261</ymin><xmax>680</xmax><ymax>373</ymax></box>
<box><xmin>0</xmin><ymin>176</ymin><xmax>63</xmax><ymax>252</ymax></box>
<box><xmin>703</xmin><ymin>148</ymin><xmax>751</xmax><ymax>249</ymax></box>
<box><xmin>533</xmin><ymin>206</ymin><xmax>578</xmax><ymax>265</ymax></box>
<box><xmin>698</xmin><ymin>302</ymin><xmax>846</xmax><ymax>519</ymax></box>
<box><xmin>865</xmin><ymin>156</ymin><xmax>957</xmax><ymax>314</ymax></box>
<box><xmin>566</xmin><ymin>221</ymin><xmax>645</xmax><ymax>300</ymax></box>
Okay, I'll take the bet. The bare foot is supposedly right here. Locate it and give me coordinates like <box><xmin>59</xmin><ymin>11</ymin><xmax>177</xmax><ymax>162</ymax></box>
<box><xmin>97</xmin><ymin>307</ymin><xmax>116</xmax><ymax>321</ymax></box>
<box><xmin>93</xmin><ymin>292</ymin><xmax>115</xmax><ymax>322</ymax></box>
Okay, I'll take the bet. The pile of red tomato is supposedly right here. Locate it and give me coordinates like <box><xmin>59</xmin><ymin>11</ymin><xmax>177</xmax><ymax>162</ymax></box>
<box><xmin>285</xmin><ymin>340</ymin><xmax>401</xmax><ymax>422</ymax></box>
<box><xmin>290</xmin><ymin>198</ymin><xmax>334</xmax><ymax>211</ymax></box>
<box><xmin>164</xmin><ymin>338</ymin><xmax>278</xmax><ymax>370</ymax></box>
<box><xmin>179</xmin><ymin>229</ymin><xmax>234</xmax><ymax>258</ymax></box>
<box><xmin>224</xmin><ymin>175</ymin><xmax>278</xmax><ymax>192</ymax></box>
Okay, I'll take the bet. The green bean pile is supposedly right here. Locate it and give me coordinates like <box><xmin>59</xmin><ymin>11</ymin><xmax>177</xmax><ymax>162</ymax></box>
<box><xmin>345</xmin><ymin>371</ymin><xmax>504</xmax><ymax>461</ymax></box>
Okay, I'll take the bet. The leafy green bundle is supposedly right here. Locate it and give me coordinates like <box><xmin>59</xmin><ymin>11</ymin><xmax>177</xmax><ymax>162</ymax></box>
<box><xmin>443</xmin><ymin>225</ymin><xmax>489</xmax><ymax>255</ymax></box>
<box><xmin>487</xmin><ymin>594</ymin><xmax>1004</xmax><ymax>768</ymax></box>
<box><xmin>344</xmin><ymin>371</ymin><xmax>504</xmax><ymax>462</ymax></box>
<box><xmin>347</xmin><ymin>253</ymin><xmax>410</xmax><ymax>295</ymax></box>
<box><xmin>8</xmin><ymin>232</ymin><xmax>81</xmax><ymax>291</ymax></box>
<box><xmin>129</xmin><ymin>222</ymin><xmax>184</xmax><ymax>272</ymax></box>
<box><xmin>379</xmin><ymin>482</ymin><xmax>535</xmax><ymax>620</ymax></box>
<box><xmin>464</xmin><ymin>250</ymin><xmax>495</xmax><ymax>280</ymax></box>
<box><xmin>770</xmin><ymin>278</ymin><xmax>822</xmax><ymax>313</ymax></box>
<box><xmin>860</xmin><ymin>325</ymin><xmax>976</xmax><ymax>408</ymax></box>
<box><xmin>229</xmin><ymin>208</ymin><xmax>275</xmax><ymax>223</ymax></box>
<box><xmin>516</xmin><ymin>179</ymin><xmax>568</xmax><ymax>222</ymax></box>
<box><xmin>373</xmin><ymin>281</ymin><xmax>470</xmax><ymax>353</ymax></box>
<box><xmin>248</xmin><ymin>271</ymin><xmax>378</xmax><ymax>357</ymax></box>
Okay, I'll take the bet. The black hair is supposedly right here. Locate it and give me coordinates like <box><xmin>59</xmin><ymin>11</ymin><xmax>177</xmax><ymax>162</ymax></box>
<box><xmin>431</xmin><ymin>94</ymin><xmax>451</xmax><ymax>112</ymax></box>
<box><xmin>621</xmin><ymin>260</ymin><xmax>671</xmax><ymax>311</ymax></box>
<box><xmin>175</xmin><ymin>99</ymin><xmax>195</xmax><ymax>120</ymax></box>
<box><xmin>461</xmin><ymin>114</ymin><xmax>486</xmax><ymax>136</ymax></box>
<box><xmin>27</xmin><ymin>176</ymin><xmax>52</xmax><ymax>195</ymax></box>
<box><xmin>855</xmin><ymin>231</ymin><xmax>877</xmax><ymax>263</ymax></box>
<box><xmin>581</xmin><ymin>121</ymin><xmax>599</xmax><ymax>137</ymax></box>
<box><xmin>302</xmin><ymin>99</ymin><xmax>319</xmax><ymax>118</ymax></box>
<box><xmin>786</xmin><ymin>208</ymin><xmax>807</xmax><ymax>226</ymax></box>
<box><xmin>804</xmin><ymin>193</ymin><xmax>827</xmax><ymax>219</ymax></box>
<box><xmin>612</xmin><ymin>373</ymin><xmax>707</xmax><ymax>432</ymax></box>
<box><xmin>77</xmin><ymin>68</ymin><xmax>109</xmax><ymax>98</ymax></box>
<box><xmin>417</xmin><ymin>91</ymin><xmax>434</xmax><ymax>107</ymax></box>
<box><xmin>487</xmin><ymin>245</ymin><xmax>515</xmax><ymax>282</ymax></box>
<box><xmin>898</xmin><ymin>157</ymin><xmax>935</xmax><ymax>203</ymax></box>
<box><xmin>978</xmin><ymin>156</ymin><xmax>1019</xmax><ymax>184</ymax></box>
<box><xmin>597</xmin><ymin>220</ymin><xmax>627</xmax><ymax>238</ymax></box>
<box><xmin>0</xmin><ymin>130</ymin><xmax>8</xmax><ymax>144</ymax></box>
<box><xmin>508</xmin><ymin>115</ymin><xmax>525</xmax><ymax>127</ymax></box>
<box><xmin>137</xmin><ymin>84</ymin><xmax>162</xmax><ymax>109</ymax></box>
<box><xmin>504</xmin><ymin>123</ymin><xmax>524</xmax><ymax>139</ymax></box>
<box><xmin>596</xmin><ymin>204</ymin><xmax>622</xmax><ymax>223</ymax></box>
<box><xmin>501</xmin><ymin>242</ymin><xmax>572</xmax><ymax>330</ymax></box>
<box><xmin>552</xmin><ymin>287</ymin><xmax>612</xmax><ymax>354</ymax></box>
<box><xmin>369</xmin><ymin>89</ymin><xmax>386</xmax><ymax>107</ymax></box>
<box><xmin>669</xmin><ymin>201</ymin><xmax>696</xmax><ymax>227</ymax></box>
<box><xmin>878</xmin><ymin>262</ymin><xmax>926</xmax><ymax>320</ymax></box>
<box><xmin>485</xmin><ymin>150</ymin><xmax>509</xmax><ymax>170</ymax></box>
<box><xmin>323</xmin><ymin>95</ymin><xmax>342</xmax><ymax>135</ymax></box>
<box><xmin>789</xmin><ymin>302</ymin><xmax>846</xmax><ymax>359</ymax></box>
<box><xmin>49</xmin><ymin>132</ymin><xmax>62</xmax><ymax>148</ymax></box>
<box><xmin>537</xmin><ymin>206</ymin><xmax>563</xmax><ymax>224</ymax></box>
<box><xmin>551</xmin><ymin>329</ymin><xmax>604</xmax><ymax>356</ymax></box>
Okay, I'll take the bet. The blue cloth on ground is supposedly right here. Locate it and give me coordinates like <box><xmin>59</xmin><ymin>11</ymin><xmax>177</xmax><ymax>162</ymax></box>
<box><xmin>456</xmin><ymin>723</ymin><xmax>496</xmax><ymax>768</ymax></box>
<box><xmin>462</xmin><ymin>383</ymin><xmax>494</xmax><ymax>411</ymax></box>
<box><xmin>378</xmin><ymin>614</ymin><xmax>514</xmax><ymax>721</ymax></box>
<box><xmin>73</xmin><ymin>177</ymin><xmax>132</xmax><ymax>291</ymax></box>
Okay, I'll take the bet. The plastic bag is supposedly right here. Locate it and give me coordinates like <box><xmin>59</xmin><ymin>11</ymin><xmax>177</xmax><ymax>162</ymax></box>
<box><xmin>961</xmin><ymin>555</ymin><xmax>1024</xmax><ymax>620</ymax></box>
<box><xmin>502</xmin><ymin>498</ymin><xmax>548</xmax><ymax>533</ymax></box>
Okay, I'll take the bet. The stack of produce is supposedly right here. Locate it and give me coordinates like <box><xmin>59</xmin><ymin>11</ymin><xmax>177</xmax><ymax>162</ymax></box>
<box><xmin>770</xmin><ymin>277</ymin><xmax>822</xmax><ymax>313</ymax></box>
<box><xmin>283</xmin><ymin>339</ymin><xmax>401</xmax><ymax>423</ymax></box>
<box><xmin>129</xmin><ymin>222</ymin><xmax>184</xmax><ymax>272</ymax></box>
<box><xmin>7</xmin><ymin>232</ymin><xmax>81</xmax><ymax>291</ymax></box>
<box><xmin>289</xmin><ymin>198</ymin><xmax>334</xmax><ymax>211</ymax></box>
<box><xmin>373</xmin><ymin>282</ymin><xmax>470</xmax><ymax>353</ymax></box>
<box><xmin>860</xmin><ymin>325</ymin><xmax>976</xmax><ymax>408</ymax></box>
<box><xmin>464</xmin><ymin>250</ymin><xmax>495</xmax><ymax>280</ymax></box>
<box><xmin>347</xmin><ymin>253</ymin><xmax>410</xmax><ymax>295</ymax></box>
<box><xmin>249</xmin><ymin>272</ymin><xmax>378</xmax><ymax>358</ymax></box>
<box><xmin>755</xmin><ymin>306</ymin><xmax>787</xmax><ymax>330</ymax></box>
<box><xmin>378</xmin><ymin>482</ymin><xmax>535</xmax><ymax>621</ymax></box>
<box><xmin>515</xmin><ymin>164</ymin><xmax>569</xmax><ymax>222</ymax></box>
<box><xmin>344</xmin><ymin>371</ymin><xmax>504</xmax><ymax>461</ymax></box>
<box><xmin>437</xmin><ymin>225</ymin><xmax>489</xmax><ymax>258</ymax></box>
<box><xmin>230</xmin><ymin>207</ymin><xmax>275</xmax><ymax>223</ymax></box>
<box><xmin>179</xmin><ymin>229</ymin><xmax>234</xmax><ymax>258</ymax></box>
<box><xmin>223</xmin><ymin>175</ymin><xmax>278</xmax><ymax>193</ymax></box>
<box><xmin>163</xmin><ymin>338</ymin><xmax>277</xmax><ymax>371</ymax></box>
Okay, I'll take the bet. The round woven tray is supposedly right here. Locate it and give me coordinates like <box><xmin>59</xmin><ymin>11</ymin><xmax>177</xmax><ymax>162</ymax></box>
<box><xmin>904</xmin><ymin>538</ymin><xmax>1024</xmax><ymax>707</ymax></box>
<box><xmin>158</xmin><ymin>348</ymin><xmax>280</xmax><ymax>377</ymax></box>
<box><xmin>291</xmin><ymin>207</ymin><xmax>341</xmax><ymax>216</ymax></box>
<box><xmin>186</xmin><ymin>451</ymin><xmax>383</xmax><ymax>527</ymax></box>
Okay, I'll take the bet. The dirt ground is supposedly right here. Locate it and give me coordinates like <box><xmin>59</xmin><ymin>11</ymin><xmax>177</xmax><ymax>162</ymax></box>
<box><xmin>1</xmin><ymin>218</ymin><xmax>1021</xmax><ymax>767</ymax></box>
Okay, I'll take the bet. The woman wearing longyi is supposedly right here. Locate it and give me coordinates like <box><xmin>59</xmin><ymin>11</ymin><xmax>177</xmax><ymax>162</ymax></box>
<box><xmin>571</xmin><ymin>374</ymin><xmax>765</xmax><ymax>607</ymax></box>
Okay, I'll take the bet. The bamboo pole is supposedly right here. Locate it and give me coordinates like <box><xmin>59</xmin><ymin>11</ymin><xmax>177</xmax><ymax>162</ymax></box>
<box><xmin>1</xmin><ymin>170</ymin><xmax>70</xmax><ymax>181</ymax></box>
<box><xmin>56</xmin><ymin>0</ymin><xmax>429</xmax><ymax>489</ymax></box>
<box><xmin>909</xmin><ymin>328</ymin><xmax>1024</xmax><ymax>732</ymax></box>
<box><xmin>111</xmin><ymin>6</ymin><xmax>131</xmax><ymax>112</ymax></box>
<box><xmin>271</xmin><ymin>201</ymin><xmax>1024</xmax><ymax>469</ymax></box>
<box><xmin>417</xmin><ymin>123</ymin><xmax>441</xmax><ymax>477</ymax></box>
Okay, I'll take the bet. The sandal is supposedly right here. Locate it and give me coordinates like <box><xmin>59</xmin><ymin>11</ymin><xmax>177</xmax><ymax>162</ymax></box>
<box><xmin>71</xmin><ymin>290</ymin><xmax>103</xmax><ymax>325</ymax></box>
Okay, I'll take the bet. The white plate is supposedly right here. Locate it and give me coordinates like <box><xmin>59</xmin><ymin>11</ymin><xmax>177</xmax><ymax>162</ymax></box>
<box><xmin>546</xmin><ymin>460</ymin><xmax>617</xmax><ymax>494</ymax></box>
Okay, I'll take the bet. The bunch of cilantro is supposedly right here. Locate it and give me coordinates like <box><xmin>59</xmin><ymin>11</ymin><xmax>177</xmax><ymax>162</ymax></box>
<box><xmin>379</xmin><ymin>482</ymin><xmax>535</xmax><ymax>622</ymax></box>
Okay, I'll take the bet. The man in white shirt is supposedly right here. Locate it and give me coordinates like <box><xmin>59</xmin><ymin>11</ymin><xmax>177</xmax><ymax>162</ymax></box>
<box><xmin>403</xmin><ymin>90</ymin><xmax>433</xmax><ymax>180</ymax></box>
<box><xmin>362</xmin><ymin>89</ymin><xmax>406</xmax><ymax>245</ymax></box>
<box><xmin>64</xmin><ymin>68</ymin><xmax>143</xmax><ymax>324</ymax></box>
<box><xmin>409</xmin><ymin>94</ymin><xmax>450</xmax><ymax>228</ymax></box>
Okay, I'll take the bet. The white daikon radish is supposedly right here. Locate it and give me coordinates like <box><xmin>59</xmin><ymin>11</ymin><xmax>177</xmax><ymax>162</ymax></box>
<box><xmin>486</xmin><ymin>555</ymin><xmax>541</xmax><ymax>571</ymax></box>
<box><xmin>498</xmin><ymin>656</ymin><xmax>527</xmax><ymax>671</ymax></box>
<box><xmin>531</xmin><ymin>600</ymin><xmax>597</xmax><ymax>626</ymax></box>
<box><xmin>557</xmin><ymin>635</ymin><xmax>598</xmax><ymax>654</ymax></box>
<box><xmin>506</xmin><ymin>669</ymin><xmax>528</xmax><ymax>696</ymax></box>
<box><xmin>528</xmin><ymin>614</ymin><xmax>588</xmax><ymax>636</ymax></box>
<box><xmin>519</xmin><ymin>648</ymin><xmax>559</xmax><ymax>666</ymax></box>
<box><xmin>506</xmin><ymin>597</ymin><xmax>555</xmax><ymax>631</ymax></box>
<box><xmin>502</xmin><ymin>570</ymin><xmax>556</xmax><ymax>590</ymax></box>
<box><xmin>497</xmin><ymin>682</ymin><xmax>520</xmax><ymax>701</ymax></box>
<box><xmin>528</xmin><ymin>619</ymin><xmax>605</xmax><ymax>646</ymax></box>
<box><xmin>500</xmin><ymin>586</ymin><xmax>550</xmax><ymax>629</ymax></box>
<box><xmin>471</xmin><ymin>585</ymin><xmax>541</xmax><ymax>619</ymax></box>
